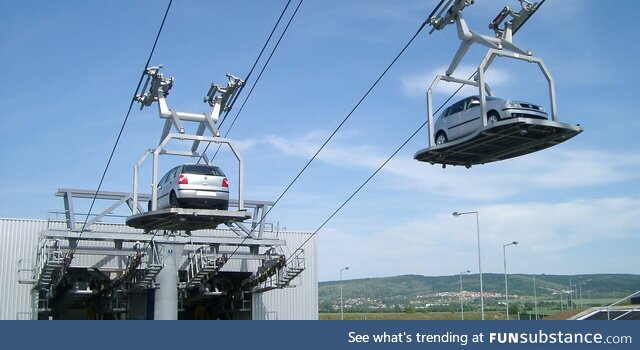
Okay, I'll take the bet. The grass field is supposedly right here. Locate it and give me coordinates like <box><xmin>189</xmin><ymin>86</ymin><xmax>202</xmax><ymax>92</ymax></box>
<box><xmin>319</xmin><ymin>296</ymin><xmax>625</xmax><ymax>320</ymax></box>
<box><xmin>319</xmin><ymin>312</ymin><xmax>505</xmax><ymax>320</ymax></box>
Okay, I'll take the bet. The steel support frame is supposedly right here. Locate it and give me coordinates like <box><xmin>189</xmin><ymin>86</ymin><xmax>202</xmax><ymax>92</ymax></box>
<box><xmin>41</xmin><ymin>229</ymin><xmax>285</xmax><ymax>247</ymax></box>
<box><xmin>132</xmin><ymin>133</ymin><xmax>245</xmax><ymax>213</ymax></box>
<box><xmin>447</xmin><ymin>12</ymin><xmax>530</xmax><ymax>76</ymax></box>
<box><xmin>426</xmin><ymin>49</ymin><xmax>557</xmax><ymax>148</ymax></box>
<box><xmin>426</xmin><ymin>3</ymin><xmax>558</xmax><ymax>149</ymax></box>
<box><xmin>58</xmin><ymin>187</ymin><xmax>273</xmax><ymax>243</ymax></box>
<box><xmin>56</xmin><ymin>188</ymin><xmax>150</xmax><ymax>232</ymax></box>
<box><xmin>478</xmin><ymin>49</ymin><xmax>557</xmax><ymax>122</ymax></box>
<box><xmin>133</xmin><ymin>67</ymin><xmax>246</xmax><ymax>215</ymax></box>
<box><xmin>61</xmin><ymin>190</ymin><xmax>76</xmax><ymax>231</ymax></box>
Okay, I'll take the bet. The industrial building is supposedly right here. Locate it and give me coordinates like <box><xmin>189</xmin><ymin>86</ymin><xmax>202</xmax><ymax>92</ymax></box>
<box><xmin>1</xmin><ymin>210</ymin><xmax>317</xmax><ymax>320</ymax></box>
<box><xmin>0</xmin><ymin>46</ymin><xmax>321</xmax><ymax>320</ymax></box>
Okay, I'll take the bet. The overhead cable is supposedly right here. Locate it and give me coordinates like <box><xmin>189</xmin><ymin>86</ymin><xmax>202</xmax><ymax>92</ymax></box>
<box><xmin>286</xmin><ymin>81</ymin><xmax>471</xmax><ymax>265</ymax></box>
<box><xmin>199</xmin><ymin>0</ymin><xmax>303</xmax><ymax>164</ymax></box>
<box><xmin>150</xmin><ymin>0</ymin><xmax>301</xmax><ymax>254</ymax></box>
<box><xmin>217</xmin><ymin>0</ymin><xmax>295</xmax><ymax>129</ymax></box>
<box><xmin>71</xmin><ymin>0</ymin><xmax>174</xmax><ymax>259</ymax></box>
<box><xmin>226</xmin><ymin>9</ymin><xmax>433</xmax><ymax>261</ymax></box>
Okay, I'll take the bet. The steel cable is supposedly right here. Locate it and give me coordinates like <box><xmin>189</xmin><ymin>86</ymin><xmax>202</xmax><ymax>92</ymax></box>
<box><xmin>226</xmin><ymin>12</ymin><xmax>434</xmax><ymax>262</ymax></box>
<box><xmin>69</xmin><ymin>0</ymin><xmax>174</xmax><ymax>261</ymax></box>
<box><xmin>198</xmin><ymin>0</ymin><xmax>303</xmax><ymax>164</ymax></box>
<box><xmin>285</xmin><ymin>80</ymin><xmax>471</xmax><ymax>265</ymax></box>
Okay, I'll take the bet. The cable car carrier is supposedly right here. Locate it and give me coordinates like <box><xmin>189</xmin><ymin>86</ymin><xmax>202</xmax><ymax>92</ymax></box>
<box><xmin>126</xmin><ymin>66</ymin><xmax>251</xmax><ymax>231</ymax></box>
<box><xmin>415</xmin><ymin>0</ymin><xmax>583</xmax><ymax>168</ymax></box>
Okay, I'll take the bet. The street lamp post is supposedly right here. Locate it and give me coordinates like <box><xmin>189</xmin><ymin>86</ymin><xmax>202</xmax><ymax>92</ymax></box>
<box><xmin>578</xmin><ymin>278</ymin><xmax>583</xmax><ymax>308</ymax></box>
<box><xmin>579</xmin><ymin>279</ymin><xmax>590</xmax><ymax>308</ymax></box>
<box><xmin>560</xmin><ymin>291</ymin><xmax>563</xmax><ymax>311</ymax></box>
<box><xmin>533</xmin><ymin>275</ymin><xmax>538</xmax><ymax>320</ymax></box>
<box><xmin>459</xmin><ymin>270</ymin><xmax>470</xmax><ymax>320</ymax></box>
<box><xmin>453</xmin><ymin>211</ymin><xmax>484</xmax><ymax>320</ymax></box>
<box><xmin>503</xmin><ymin>241</ymin><xmax>518</xmax><ymax>320</ymax></box>
<box><xmin>340</xmin><ymin>267</ymin><xmax>349</xmax><ymax>320</ymax></box>
<box><xmin>568</xmin><ymin>278</ymin><xmax>573</xmax><ymax>309</ymax></box>
<box><xmin>567</xmin><ymin>277</ymin><xmax>574</xmax><ymax>310</ymax></box>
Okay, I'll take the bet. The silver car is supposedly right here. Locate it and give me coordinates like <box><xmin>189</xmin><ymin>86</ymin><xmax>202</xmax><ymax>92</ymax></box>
<box><xmin>434</xmin><ymin>95</ymin><xmax>548</xmax><ymax>144</ymax></box>
<box><xmin>152</xmin><ymin>164</ymin><xmax>229</xmax><ymax>211</ymax></box>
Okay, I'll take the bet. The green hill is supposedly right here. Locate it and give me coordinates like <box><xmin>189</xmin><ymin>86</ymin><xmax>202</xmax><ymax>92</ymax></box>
<box><xmin>319</xmin><ymin>274</ymin><xmax>640</xmax><ymax>313</ymax></box>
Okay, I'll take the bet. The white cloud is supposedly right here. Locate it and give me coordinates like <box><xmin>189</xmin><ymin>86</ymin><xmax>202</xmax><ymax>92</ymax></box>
<box><xmin>400</xmin><ymin>65</ymin><xmax>511</xmax><ymax>97</ymax></box>
<box><xmin>259</xmin><ymin>130</ymin><xmax>640</xmax><ymax>202</ymax></box>
<box><xmin>318</xmin><ymin>197</ymin><xmax>640</xmax><ymax>280</ymax></box>
<box><xmin>263</xmin><ymin>132</ymin><xmax>384</xmax><ymax>170</ymax></box>
<box><xmin>262</xmin><ymin>131</ymin><xmax>325</xmax><ymax>158</ymax></box>
<box><xmin>479</xmin><ymin>198</ymin><xmax>640</xmax><ymax>251</ymax></box>
<box><xmin>232</xmin><ymin>138</ymin><xmax>259</xmax><ymax>152</ymax></box>
<box><xmin>384</xmin><ymin>147</ymin><xmax>640</xmax><ymax>201</ymax></box>
<box><xmin>250</xmin><ymin>129</ymin><xmax>640</xmax><ymax>281</ymax></box>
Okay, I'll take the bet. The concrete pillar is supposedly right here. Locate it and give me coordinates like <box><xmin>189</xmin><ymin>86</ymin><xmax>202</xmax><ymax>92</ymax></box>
<box><xmin>154</xmin><ymin>239</ymin><xmax>184</xmax><ymax>320</ymax></box>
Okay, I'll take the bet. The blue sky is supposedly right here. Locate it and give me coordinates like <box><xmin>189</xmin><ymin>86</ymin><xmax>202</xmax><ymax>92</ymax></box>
<box><xmin>1</xmin><ymin>1</ymin><xmax>639</xmax><ymax>282</ymax></box>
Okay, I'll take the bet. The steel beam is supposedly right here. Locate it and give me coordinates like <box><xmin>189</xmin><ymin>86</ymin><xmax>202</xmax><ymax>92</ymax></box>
<box><xmin>41</xmin><ymin>229</ymin><xmax>286</xmax><ymax>247</ymax></box>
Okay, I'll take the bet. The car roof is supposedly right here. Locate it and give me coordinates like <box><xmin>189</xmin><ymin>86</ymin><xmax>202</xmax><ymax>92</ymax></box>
<box><xmin>180</xmin><ymin>163</ymin><xmax>218</xmax><ymax>167</ymax></box>
<box><xmin>452</xmin><ymin>95</ymin><xmax>502</xmax><ymax>104</ymax></box>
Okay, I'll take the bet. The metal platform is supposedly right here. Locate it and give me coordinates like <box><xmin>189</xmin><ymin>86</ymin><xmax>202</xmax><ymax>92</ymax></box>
<box><xmin>414</xmin><ymin>118</ymin><xmax>583</xmax><ymax>168</ymax></box>
<box><xmin>126</xmin><ymin>207</ymin><xmax>251</xmax><ymax>231</ymax></box>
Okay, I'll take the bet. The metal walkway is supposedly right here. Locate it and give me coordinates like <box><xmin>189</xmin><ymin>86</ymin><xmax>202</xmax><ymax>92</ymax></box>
<box><xmin>185</xmin><ymin>247</ymin><xmax>228</xmax><ymax>289</ymax></box>
<box><xmin>245</xmin><ymin>249</ymin><xmax>306</xmax><ymax>293</ymax></box>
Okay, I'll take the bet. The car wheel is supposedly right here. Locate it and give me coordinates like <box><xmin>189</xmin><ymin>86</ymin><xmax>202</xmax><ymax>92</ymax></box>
<box><xmin>169</xmin><ymin>191</ymin><xmax>179</xmax><ymax>208</ymax></box>
<box><xmin>435</xmin><ymin>131</ymin><xmax>448</xmax><ymax>145</ymax></box>
<box><xmin>487</xmin><ymin>112</ymin><xmax>500</xmax><ymax>125</ymax></box>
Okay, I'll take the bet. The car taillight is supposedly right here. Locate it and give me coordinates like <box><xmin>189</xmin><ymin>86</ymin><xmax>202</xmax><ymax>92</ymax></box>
<box><xmin>222</xmin><ymin>178</ymin><xmax>229</xmax><ymax>188</ymax></box>
<box><xmin>178</xmin><ymin>174</ymin><xmax>188</xmax><ymax>184</ymax></box>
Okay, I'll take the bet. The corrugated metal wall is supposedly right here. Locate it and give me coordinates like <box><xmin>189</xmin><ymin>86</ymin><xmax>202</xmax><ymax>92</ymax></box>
<box><xmin>0</xmin><ymin>219</ymin><xmax>42</xmax><ymax>320</ymax></box>
<box><xmin>0</xmin><ymin>218</ymin><xmax>317</xmax><ymax>320</ymax></box>
<box><xmin>252</xmin><ymin>231</ymin><xmax>318</xmax><ymax>320</ymax></box>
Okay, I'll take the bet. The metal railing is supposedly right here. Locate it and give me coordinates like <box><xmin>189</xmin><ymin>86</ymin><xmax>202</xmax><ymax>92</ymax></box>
<box><xmin>33</xmin><ymin>240</ymin><xmax>66</xmax><ymax>290</ymax></box>
<box><xmin>185</xmin><ymin>246</ymin><xmax>227</xmax><ymax>289</ymax></box>
<box><xmin>17</xmin><ymin>258</ymin><xmax>36</xmax><ymax>285</ymax></box>
<box><xmin>16</xmin><ymin>312</ymin><xmax>33</xmax><ymax>320</ymax></box>
<box><xmin>606</xmin><ymin>290</ymin><xmax>640</xmax><ymax>320</ymax></box>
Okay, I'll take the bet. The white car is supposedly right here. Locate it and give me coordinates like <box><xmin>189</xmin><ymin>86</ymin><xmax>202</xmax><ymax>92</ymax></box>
<box><xmin>151</xmin><ymin>164</ymin><xmax>229</xmax><ymax>211</ymax></box>
<box><xmin>434</xmin><ymin>95</ymin><xmax>548</xmax><ymax>144</ymax></box>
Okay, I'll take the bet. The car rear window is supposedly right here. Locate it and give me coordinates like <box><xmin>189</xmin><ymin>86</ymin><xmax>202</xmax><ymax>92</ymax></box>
<box><xmin>182</xmin><ymin>165</ymin><xmax>225</xmax><ymax>176</ymax></box>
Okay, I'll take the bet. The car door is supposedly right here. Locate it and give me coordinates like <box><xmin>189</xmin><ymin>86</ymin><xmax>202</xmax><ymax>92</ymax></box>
<box><xmin>436</xmin><ymin>106</ymin><xmax>451</xmax><ymax>136</ymax></box>
<box><xmin>445</xmin><ymin>99</ymin><xmax>466</xmax><ymax>140</ymax></box>
<box><xmin>155</xmin><ymin>171</ymin><xmax>169</xmax><ymax>209</ymax></box>
<box><xmin>458</xmin><ymin>96</ymin><xmax>482</xmax><ymax>137</ymax></box>
<box><xmin>165</xmin><ymin>166</ymin><xmax>179</xmax><ymax>198</ymax></box>
<box><xmin>157</xmin><ymin>166</ymin><xmax>178</xmax><ymax>208</ymax></box>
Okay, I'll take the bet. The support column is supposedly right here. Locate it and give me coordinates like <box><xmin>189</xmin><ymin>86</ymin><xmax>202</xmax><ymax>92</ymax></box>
<box><xmin>154</xmin><ymin>237</ymin><xmax>184</xmax><ymax>320</ymax></box>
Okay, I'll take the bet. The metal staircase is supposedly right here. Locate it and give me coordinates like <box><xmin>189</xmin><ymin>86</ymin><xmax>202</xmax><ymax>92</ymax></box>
<box><xmin>246</xmin><ymin>249</ymin><xmax>305</xmax><ymax>293</ymax></box>
<box><xmin>185</xmin><ymin>247</ymin><xmax>228</xmax><ymax>289</ymax></box>
<box><xmin>132</xmin><ymin>264</ymin><xmax>164</xmax><ymax>289</ymax></box>
<box><xmin>130</xmin><ymin>244</ymin><xmax>164</xmax><ymax>289</ymax></box>
<box><xmin>34</xmin><ymin>241</ymin><xmax>66</xmax><ymax>291</ymax></box>
<box><xmin>276</xmin><ymin>249</ymin><xmax>305</xmax><ymax>288</ymax></box>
